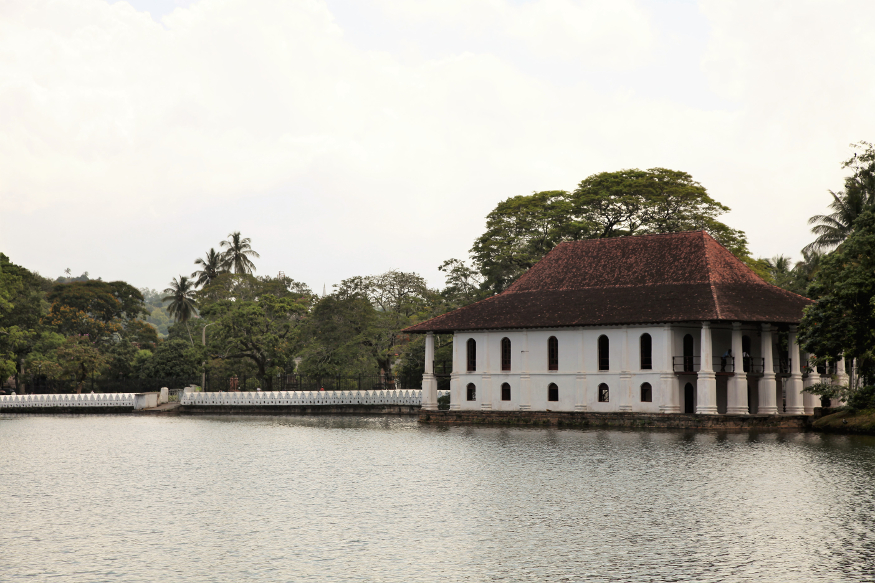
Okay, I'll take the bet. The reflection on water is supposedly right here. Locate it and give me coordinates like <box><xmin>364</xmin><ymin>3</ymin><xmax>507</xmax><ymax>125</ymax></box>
<box><xmin>1</xmin><ymin>415</ymin><xmax>874</xmax><ymax>582</ymax></box>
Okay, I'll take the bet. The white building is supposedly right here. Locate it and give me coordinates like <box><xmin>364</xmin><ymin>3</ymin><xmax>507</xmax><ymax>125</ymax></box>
<box><xmin>407</xmin><ymin>231</ymin><xmax>824</xmax><ymax>415</ymax></box>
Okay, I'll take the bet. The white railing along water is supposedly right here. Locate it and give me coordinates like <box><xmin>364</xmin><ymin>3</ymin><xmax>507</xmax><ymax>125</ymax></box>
<box><xmin>0</xmin><ymin>393</ymin><xmax>137</xmax><ymax>408</ymax></box>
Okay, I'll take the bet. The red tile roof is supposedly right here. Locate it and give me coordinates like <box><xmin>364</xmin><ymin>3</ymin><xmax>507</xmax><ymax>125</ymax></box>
<box><xmin>405</xmin><ymin>231</ymin><xmax>812</xmax><ymax>333</ymax></box>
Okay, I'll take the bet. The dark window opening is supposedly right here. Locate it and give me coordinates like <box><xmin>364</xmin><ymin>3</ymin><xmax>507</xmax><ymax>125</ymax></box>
<box><xmin>548</xmin><ymin>383</ymin><xmax>559</xmax><ymax>402</ymax></box>
<box><xmin>683</xmin><ymin>334</ymin><xmax>694</xmax><ymax>372</ymax></box>
<box><xmin>501</xmin><ymin>383</ymin><xmax>511</xmax><ymax>401</ymax></box>
<box><xmin>548</xmin><ymin>336</ymin><xmax>559</xmax><ymax>371</ymax></box>
<box><xmin>598</xmin><ymin>383</ymin><xmax>609</xmax><ymax>402</ymax></box>
<box><xmin>501</xmin><ymin>337</ymin><xmax>511</xmax><ymax>371</ymax></box>
<box><xmin>598</xmin><ymin>336</ymin><xmax>610</xmax><ymax>371</ymax></box>
<box><xmin>466</xmin><ymin>383</ymin><xmax>476</xmax><ymax>401</ymax></box>
<box><xmin>742</xmin><ymin>335</ymin><xmax>752</xmax><ymax>372</ymax></box>
<box><xmin>640</xmin><ymin>333</ymin><xmax>652</xmax><ymax>370</ymax></box>
<box><xmin>640</xmin><ymin>382</ymin><xmax>652</xmax><ymax>402</ymax></box>
<box><xmin>467</xmin><ymin>338</ymin><xmax>476</xmax><ymax>372</ymax></box>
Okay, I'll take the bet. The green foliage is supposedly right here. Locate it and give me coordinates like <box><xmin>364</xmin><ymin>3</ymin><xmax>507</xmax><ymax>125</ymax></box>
<box><xmin>138</xmin><ymin>338</ymin><xmax>201</xmax><ymax>378</ymax></box>
<box><xmin>799</xmin><ymin>208</ymin><xmax>875</xmax><ymax>382</ymax></box>
<box><xmin>847</xmin><ymin>385</ymin><xmax>875</xmax><ymax>411</ymax></box>
<box><xmin>192</xmin><ymin>248</ymin><xmax>226</xmax><ymax>288</ymax></box>
<box><xmin>162</xmin><ymin>276</ymin><xmax>198</xmax><ymax>324</ymax></box>
<box><xmin>220</xmin><ymin>231</ymin><xmax>260</xmax><ymax>275</ymax></box>
<box><xmin>470</xmin><ymin>169</ymin><xmax>753</xmax><ymax>292</ymax></box>
<box><xmin>56</xmin><ymin>336</ymin><xmax>109</xmax><ymax>392</ymax></box>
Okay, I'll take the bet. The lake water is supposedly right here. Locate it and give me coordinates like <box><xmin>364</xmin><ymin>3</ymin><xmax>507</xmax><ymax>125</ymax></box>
<box><xmin>1</xmin><ymin>415</ymin><xmax>874</xmax><ymax>582</ymax></box>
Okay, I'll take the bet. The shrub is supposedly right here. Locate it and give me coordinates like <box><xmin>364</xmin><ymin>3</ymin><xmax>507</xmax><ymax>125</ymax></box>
<box><xmin>847</xmin><ymin>385</ymin><xmax>875</xmax><ymax>411</ymax></box>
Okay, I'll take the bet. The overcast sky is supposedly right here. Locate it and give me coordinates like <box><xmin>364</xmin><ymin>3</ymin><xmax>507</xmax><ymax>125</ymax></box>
<box><xmin>3</xmin><ymin>0</ymin><xmax>875</xmax><ymax>293</ymax></box>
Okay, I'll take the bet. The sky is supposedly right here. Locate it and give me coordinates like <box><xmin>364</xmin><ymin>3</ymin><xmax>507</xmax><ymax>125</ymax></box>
<box><xmin>2</xmin><ymin>0</ymin><xmax>875</xmax><ymax>293</ymax></box>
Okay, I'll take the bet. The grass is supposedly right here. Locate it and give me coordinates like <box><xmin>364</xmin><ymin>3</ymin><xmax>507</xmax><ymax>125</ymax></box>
<box><xmin>812</xmin><ymin>408</ymin><xmax>875</xmax><ymax>434</ymax></box>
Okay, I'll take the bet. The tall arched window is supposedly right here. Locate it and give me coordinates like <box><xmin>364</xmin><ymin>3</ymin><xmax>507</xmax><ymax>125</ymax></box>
<box><xmin>598</xmin><ymin>383</ymin><xmax>609</xmax><ymax>402</ymax></box>
<box><xmin>683</xmin><ymin>334</ymin><xmax>694</xmax><ymax>372</ymax></box>
<box><xmin>640</xmin><ymin>382</ymin><xmax>652</xmax><ymax>402</ymax></box>
<box><xmin>548</xmin><ymin>336</ymin><xmax>559</xmax><ymax>371</ymax></box>
<box><xmin>466</xmin><ymin>383</ymin><xmax>476</xmax><ymax>401</ymax></box>
<box><xmin>467</xmin><ymin>338</ymin><xmax>476</xmax><ymax>372</ymax></box>
<box><xmin>501</xmin><ymin>382</ymin><xmax>511</xmax><ymax>401</ymax></box>
<box><xmin>640</xmin><ymin>333</ymin><xmax>652</xmax><ymax>370</ymax></box>
<box><xmin>598</xmin><ymin>335</ymin><xmax>610</xmax><ymax>371</ymax></box>
<box><xmin>501</xmin><ymin>337</ymin><xmax>511</xmax><ymax>371</ymax></box>
<box><xmin>548</xmin><ymin>383</ymin><xmax>559</xmax><ymax>402</ymax></box>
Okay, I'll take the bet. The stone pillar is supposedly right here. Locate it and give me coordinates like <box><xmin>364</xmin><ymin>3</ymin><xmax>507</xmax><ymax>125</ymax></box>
<box><xmin>660</xmin><ymin>324</ymin><xmax>680</xmax><ymax>413</ymax></box>
<box><xmin>481</xmin><ymin>332</ymin><xmax>492</xmax><ymax>410</ymax></box>
<box><xmin>759</xmin><ymin>324</ymin><xmax>778</xmax><ymax>414</ymax></box>
<box><xmin>421</xmin><ymin>332</ymin><xmax>438</xmax><ymax>410</ymax></box>
<box><xmin>834</xmin><ymin>356</ymin><xmax>849</xmax><ymax>407</ymax></box>
<box><xmin>575</xmin><ymin>328</ymin><xmax>587</xmax><ymax>411</ymax></box>
<box><xmin>519</xmin><ymin>331</ymin><xmax>531</xmax><ymax>411</ymax></box>
<box><xmin>619</xmin><ymin>328</ymin><xmax>633</xmax><ymax>412</ymax></box>
<box><xmin>696</xmin><ymin>322</ymin><xmax>718</xmax><ymax>414</ymax></box>
<box><xmin>785</xmin><ymin>326</ymin><xmax>804</xmax><ymax>414</ymax></box>
<box><xmin>726</xmin><ymin>322</ymin><xmax>748</xmax><ymax>414</ymax></box>
<box><xmin>802</xmin><ymin>353</ymin><xmax>817</xmax><ymax>415</ymax></box>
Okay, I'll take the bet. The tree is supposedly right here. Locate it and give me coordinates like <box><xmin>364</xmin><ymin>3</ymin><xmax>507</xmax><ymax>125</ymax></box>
<box><xmin>138</xmin><ymin>338</ymin><xmax>201</xmax><ymax>379</ymax></box>
<box><xmin>47</xmin><ymin>280</ymin><xmax>148</xmax><ymax>339</ymax></box>
<box><xmin>438</xmin><ymin>258</ymin><xmax>487</xmax><ymax>307</ymax></box>
<box><xmin>198</xmin><ymin>274</ymin><xmax>311</xmax><ymax>387</ymax></box>
<box><xmin>799</xmin><ymin>208</ymin><xmax>875</xmax><ymax>388</ymax></box>
<box><xmin>220</xmin><ymin>231</ymin><xmax>260</xmax><ymax>275</ymax></box>
<box><xmin>804</xmin><ymin>141</ymin><xmax>875</xmax><ymax>254</ymax></box>
<box><xmin>192</xmin><ymin>248</ymin><xmax>225</xmax><ymax>288</ymax></box>
<box><xmin>56</xmin><ymin>335</ymin><xmax>108</xmax><ymax>393</ymax></box>
<box><xmin>162</xmin><ymin>276</ymin><xmax>197</xmax><ymax>343</ymax></box>
<box><xmin>470</xmin><ymin>169</ymin><xmax>754</xmax><ymax>293</ymax></box>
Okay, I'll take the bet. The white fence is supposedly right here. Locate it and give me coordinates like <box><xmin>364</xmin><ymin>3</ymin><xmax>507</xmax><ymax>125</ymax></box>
<box><xmin>181</xmin><ymin>389</ymin><xmax>450</xmax><ymax>407</ymax></box>
<box><xmin>0</xmin><ymin>390</ymin><xmax>451</xmax><ymax>409</ymax></box>
<box><xmin>0</xmin><ymin>393</ymin><xmax>136</xmax><ymax>408</ymax></box>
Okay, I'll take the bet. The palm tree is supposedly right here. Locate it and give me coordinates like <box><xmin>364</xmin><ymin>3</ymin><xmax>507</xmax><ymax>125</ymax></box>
<box><xmin>803</xmin><ymin>188</ymin><xmax>868</xmax><ymax>254</ymax></box>
<box><xmin>163</xmin><ymin>276</ymin><xmax>197</xmax><ymax>343</ymax></box>
<box><xmin>220</xmin><ymin>231</ymin><xmax>260</xmax><ymax>275</ymax></box>
<box><xmin>192</xmin><ymin>248</ymin><xmax>224</xmax><ymax>288</ymax></box>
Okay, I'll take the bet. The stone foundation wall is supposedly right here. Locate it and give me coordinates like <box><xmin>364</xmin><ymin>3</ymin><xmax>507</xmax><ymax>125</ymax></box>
<box><xmin>419</xmin><ymin>410</ymin><xmax>811</xmax><ymax>430</ymax></box>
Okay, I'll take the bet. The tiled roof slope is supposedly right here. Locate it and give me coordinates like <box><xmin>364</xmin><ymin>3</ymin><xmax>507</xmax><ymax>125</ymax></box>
<box><xmin>405</xmin><ymin>231</ymin><xmax>812</xmax><ymax>333</ymax></box>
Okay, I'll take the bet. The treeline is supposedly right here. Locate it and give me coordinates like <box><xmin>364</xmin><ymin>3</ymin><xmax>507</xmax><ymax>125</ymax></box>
<box><xmin>2</xmin><ymin>145</ymin><xmax>874</xmax><ymax>398</ymax></box>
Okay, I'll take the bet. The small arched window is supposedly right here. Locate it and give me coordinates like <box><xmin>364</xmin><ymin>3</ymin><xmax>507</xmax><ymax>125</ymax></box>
<box><xmin>548</xmin><ymin>336</ymin><xmax>559</xmax><ymax>371</ymax></box>
<box><xmin>598</xmin><ymin>383</ymin><xmax>609</xmax><ymax>402</ymax></box>
<box><xmin>598</xmin><ymin>335</ymin><xmax>610</xmax><ymax>371</ymax></box>
<box><xmin>501</xmin><ymin>337</ymin><xmax>511</xmax><ymax>371</ymax></box>
<box><xmin>548</xmin><ymin>383</ymin><xmax>559</xmax><ymax>402</ymax></box>
<box><xmin>501</xmin><ymin>382</ymin><xmax>511</xmax><ymax>401</ymax></box>
<box><xmin>466</xmin><ymin>383</ymin><xmax>476</xmax><ymax>401</ymax></box>
<box><xmin>640</xmin><ymin>334</ymin><xmax>652</xmax><ymax>370</ymax></box>
<box><xmin>640</xmin><ymin>382</ymin><xmax>652</xmax><ymax>402</ymax></box>
<box><xmin>467</xmin><ymin>338</ymin><xmax>476</xmax><ymax>372</ymax></box>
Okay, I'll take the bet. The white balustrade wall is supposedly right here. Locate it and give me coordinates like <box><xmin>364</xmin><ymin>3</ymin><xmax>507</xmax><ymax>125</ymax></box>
<box><xmin>181</xmin><ymin>389</ymin><xmax>451</xmax><ymax>407</ymax></box>
<box><xmin>0</xmin><ymin>390</ymin><xmax>451</xmax><ymax>409</ymax></box>
<box><xmin>0</xmin><ymin>393</ymin><xmax>136</xmax><ymax>408</ymax></box>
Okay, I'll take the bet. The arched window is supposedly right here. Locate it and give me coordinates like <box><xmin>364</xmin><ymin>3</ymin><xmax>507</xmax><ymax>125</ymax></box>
<box><xmin>640</xmin><ymin>334</ymin><xmax>652</xmax><ymax>370</ymax></box>
<box><xmin>598</xmin><ymin>335</ymin><xmax>609</xmax><ymax>371</ymax></box>
<box><xmin>501</xmin><ymin>382</ymin><xmax>511</xmax><ymax>401</ymax></box>
<box><xmin>548</xmin><ymin>336</ymin><xmax>559</xmax><ymax>370</ymax></box>
<box><xmin>640</xmin><ymin>382</ymin><xmax>652</xmax><ymax>402</ymax></box>
<box><xmin>683</xmin><ymin>334</ymin><xmax>694</xmax><ymax>372</ymax></box>
<box><xmin>501</xmin><ymin>337</ymin><xmax>511</xmax><ymax>371</ymax></box>
<box><xmin>466</xmin><ymin>383</ymin><xmax>476</xmax><ymax>401</ymax></box>
<box><xmin>548</xmin><ymin>383</ymin><xmax>559</xmax><ymax>402</ymax></box>
<box><xmin>467</xmin><ymin>338</ymin><xmax>476</xmax><ymax>372</ymax></box>
<box><xmin>598</xmin><ymin>383</ymin><xmax>609</xmax><ymax>402</ymax></box>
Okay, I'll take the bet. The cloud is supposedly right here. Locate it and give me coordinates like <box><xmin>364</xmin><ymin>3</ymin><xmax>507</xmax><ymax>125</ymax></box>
<box><xmin>1</xmin><ymin>0</ymin><xmax>875</xmax><ymax>290</ymax></box>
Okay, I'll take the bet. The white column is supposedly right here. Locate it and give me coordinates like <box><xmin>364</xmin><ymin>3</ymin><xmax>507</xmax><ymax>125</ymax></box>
<box><xmin>481</xmin><ymin>331</ymin><xmax>492</xmax><ymax>410</ymax></box>
<box><xmin>785</xmin><ymin>326</ymin><xmax>804</xmax><ymax>414</ymax></box>
<box><xmin>802</xmin><ymin>352</ymin><xmax>817</xmax><ymax>415</ymax></box>
<box><xmin>660</xmin><ymin>324</ymin><xmax>680</xmax><ymax>413</ymax></box>
<box><xmin>575</xmin><ymin>328</ymin><xmax>587</xmax><ymax>411</ymax></box>
<box><xmin>421</xmin><ymin>332</ymin><xmax>438</xmax><ymax>410</ymax></box>
<box><xmin>696</xmin><ymin>321</ymin><xmax>718</xmax><ymax>414</ymax></box>
<box><xmin>449</xmin><ymin>333</ymin><xmax>461</xmax><ymax>410</ymax></box>
<box><xmin>759</xmin><ymin>324</ymin><xmax>778</xmax><ymax>414</ymax></box>
<box><xmin>619</xmin><ymin>327</ymin><xmax>632</xmax><ymax>412</ymax></box>
<box><xmin>833</xmin><ymin>356</ymin><xmax>849</xmax><ymax>407</ymax></box>
<box><xmin>519</xmin><ymin>331</ymin><xmax>531</xmax><ymax>411</ymax></box>
<box><xmin>726</xmin><ymin>322</ymin><xmax>748</xmax><ymax>414</ymax></box>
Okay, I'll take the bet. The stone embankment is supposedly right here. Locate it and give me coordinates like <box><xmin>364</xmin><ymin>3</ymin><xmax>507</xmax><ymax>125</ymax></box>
<box><xmin>419</xmin><ymin>410</ymin><xmax>811</xmax><ymax>430</ymax></box>
<box><xmin>811</xmin><ymin>408</ymin><xmax>875</xmax><ymax>435</ymax></box>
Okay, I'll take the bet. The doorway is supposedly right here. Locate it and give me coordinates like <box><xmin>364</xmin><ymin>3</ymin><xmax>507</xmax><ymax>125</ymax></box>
<box><xmin>684</xmin><ymin>382</ymin><xmax>695</xmax><ymax>414</ymax></box>
<box><xmin>683</xmin><ymin>334</ymin><xmax>694</xmax><ymax>371</ymax></box>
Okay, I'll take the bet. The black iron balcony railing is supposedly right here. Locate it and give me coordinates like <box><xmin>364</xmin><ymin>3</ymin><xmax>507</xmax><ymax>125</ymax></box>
<box><xmin>773</xmin><ymin>358</ymin><xmax>791</xmax><ymax>375</ymax></box>
<box><xmin>673</xmin><ymin>356</ymin><xmax>739</xmax><ymax>373</ymax></box>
